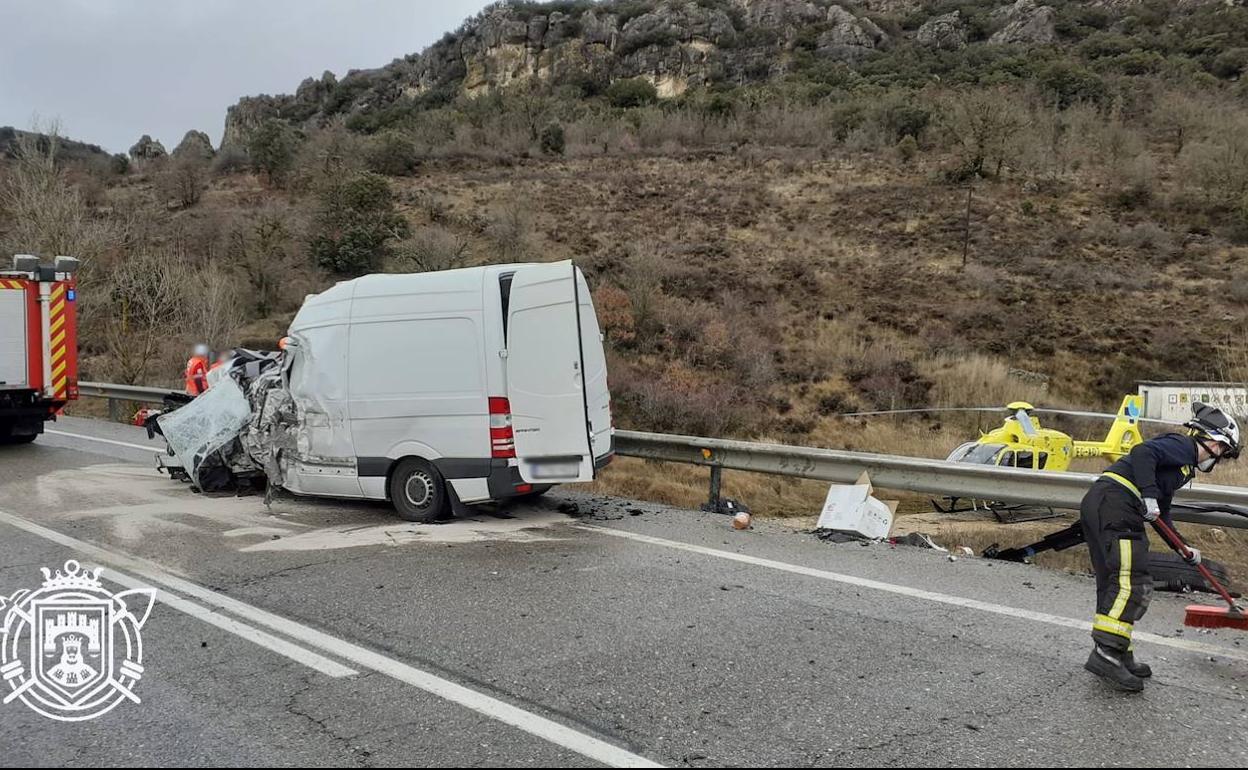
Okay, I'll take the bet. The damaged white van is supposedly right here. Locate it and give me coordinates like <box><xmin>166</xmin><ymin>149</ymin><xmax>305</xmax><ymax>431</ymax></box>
<box><xmin>279</xmin><ymin>260</ymin><xmax>614</xmax><ymax>521</ymax></box>
<box><xmin>158</xmin><ymin>260</ymin><xmax>614</xmax><ymax>521</ymax></box>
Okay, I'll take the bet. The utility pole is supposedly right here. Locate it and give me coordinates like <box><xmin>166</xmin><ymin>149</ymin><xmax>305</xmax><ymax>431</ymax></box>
<box><xmin>961</xmin><ymin>184</ymin><xmax>974</xmax><ymax>270</ymax></box>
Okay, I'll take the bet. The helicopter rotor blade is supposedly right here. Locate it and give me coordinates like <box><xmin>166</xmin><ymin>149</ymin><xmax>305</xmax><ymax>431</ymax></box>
<box><xmin>832</xmin><ymin>407</ymin><xmax>1008</xmax><ymax>418</ymax></box>
<box><xmin>1029</xmin><ymin>407</ymin><xmax>1183</xmax><ymax>426</ymax></box>
<box><xmin>833</xmin><ymin>405</ymin><xmax>1187</xmax><ymax>426</ymax></box>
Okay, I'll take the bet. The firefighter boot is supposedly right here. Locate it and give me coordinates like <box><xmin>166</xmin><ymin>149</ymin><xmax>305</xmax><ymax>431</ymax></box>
<box><xmin>1123</xmin><ymin>651</ymin><xmax>1152</xmax><ymax>679</ymax></box>
<box><xmin>1085</xmin><ymin>644</ymin><xmax>1145</xmax><ymax>692</ymax></box>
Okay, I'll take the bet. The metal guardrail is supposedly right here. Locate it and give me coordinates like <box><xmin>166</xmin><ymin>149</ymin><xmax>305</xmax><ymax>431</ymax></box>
<box><xmin>614</xmin><ymin>430</ymin><xmax>1248</xmax><ymax>530</ymax></box>
<box><xmin>78</xmin><ymin>381</ymin><xmax>180</xmax><ymax>402</ymax></box>
<box><xmin>75</xmin><ymin>383</ymin><xmax>1248</xmax><ymax>529</ymax></box>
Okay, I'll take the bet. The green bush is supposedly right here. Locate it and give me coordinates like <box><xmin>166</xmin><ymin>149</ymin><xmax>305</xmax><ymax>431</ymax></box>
<box><xmin>1100</xmin><ymin>50</ymin><xmax>1165</xmax><ymax>76</ymax></box>
<box><xmin>1038</xmin><ymin>61</ymin><xmax>1107</xmax><ymax>108</ymax></box>
<box><xmin>308</xmin><ymin>172</ymin><xmax>409</xmax><ymax>275</ymax></box>
<box><xmin>876</xmin><ymin>99</ymin><xmax>930</xmax><ymax>141</ymax></box>
<box><xmin>1211</xmin><ymin>47</ymin><xmax>1248</xmax><ymax>79</ymax></box>
<box><xmin>539</xmin><ymin>121</ymin><xmax>566</xmax><ymax>155</ymax></box>
<box><xmin>897</xmin><ymin>134</ymin><xmax>918</xmax><ymax>164</ymax></box>
<box><xmin>365</xmin><ymin>132</ymin><xmax>419</xmax><ymax>175</ymax></box>
<box><xmin>606</xmin><ymin>78</ymin><xmax>659</xmax><ymax>108</ymax></box>
<box><xmin>1076</xmin><ymin>32</ymin><xmax>1135</xmax><ymax>60</ymax></box>
<box><xmin>247</xmin><ymin>119</ymin><xmax>300</xmax><ymax>187</ymax></box>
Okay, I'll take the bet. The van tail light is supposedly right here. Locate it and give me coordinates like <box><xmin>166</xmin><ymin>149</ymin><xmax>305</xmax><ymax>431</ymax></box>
<box><xmin>489</xmin><ymin>397</ymin><xmax>516</xmax><ymax>459</ymax></box>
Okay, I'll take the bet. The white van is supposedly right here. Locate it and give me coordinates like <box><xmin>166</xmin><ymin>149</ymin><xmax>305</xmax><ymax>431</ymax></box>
<box><xmin>279</xmin><ymin>260</ymin><xmax>613</xmax><ymax>521</ymax></box>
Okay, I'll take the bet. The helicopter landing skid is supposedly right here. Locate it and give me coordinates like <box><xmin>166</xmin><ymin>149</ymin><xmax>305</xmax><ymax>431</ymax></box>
<box><xmin>932</xmin><ymin>497</ymin><xmax>1063</xmax><ymax>524</ymax></box>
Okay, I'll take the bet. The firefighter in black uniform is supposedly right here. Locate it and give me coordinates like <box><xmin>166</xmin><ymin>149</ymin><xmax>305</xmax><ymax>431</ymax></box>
<box><xmin>1081</xmin><ymin>402</ymin><xmax>1241</xmax><ymax>691</ymax></box>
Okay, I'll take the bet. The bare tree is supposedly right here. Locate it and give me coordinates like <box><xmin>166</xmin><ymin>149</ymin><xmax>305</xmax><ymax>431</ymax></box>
<box><xmin>97</xmin><ymin>252</ymin><xmax>189</xmax><ymax>385</ymax></box>
<box><xmin>937</xmin><ymin>88</ymin><xmax>1029</xmax><ymax>179</ymax></box>
<box><xmin>390</xmin><ymin>225</ymin><xmax>470</xmax><ymax>273</ymax></box>
<box><xmin>510</xmin><ymin>81</ymin><xmax>553</xmax><ymax>143</ymax></box>
<box><xmin>158</xmin><ymin>156</ymin><xmax>208</xmax><ymax>208</ymax></box>
<box><xmin>0</xmin><ymin>124</ymin><xmax>127</xmax><ymax>267</ymax></box>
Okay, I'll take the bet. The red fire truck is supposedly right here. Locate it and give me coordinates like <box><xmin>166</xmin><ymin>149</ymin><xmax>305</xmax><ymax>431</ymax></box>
<box><xmin>0</xmin><ymin>254</ymin><xmax>79</xmax><ymax>444</ymax></box>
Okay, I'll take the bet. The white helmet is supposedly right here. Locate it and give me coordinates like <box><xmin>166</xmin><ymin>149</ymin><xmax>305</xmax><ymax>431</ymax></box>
<box><xmin>192</xmin><ymin>343</ymin><xmax>210</xmax><ymax>358</ymax></box>
<box><xmin>1186</xmin><ymin>403</ymin><xmax>1241</xmax><ymax>464</ymax></box>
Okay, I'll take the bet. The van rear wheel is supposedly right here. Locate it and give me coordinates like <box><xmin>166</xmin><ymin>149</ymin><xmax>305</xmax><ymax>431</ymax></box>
<box><xmin>390</xmin><ymin>458</ymin><xmax>449</xmax><ymax>523</ymax></box>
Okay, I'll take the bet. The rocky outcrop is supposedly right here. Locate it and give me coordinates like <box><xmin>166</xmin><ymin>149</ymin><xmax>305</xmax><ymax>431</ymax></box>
<box><xmin>128</xmin><ymin>135</ymin><xmax>167</xmax><ymax>162</ymax></box>
<box><xmin>740</xmin><ymin>0</ymin><xmax>825</xmax><ymax>28</ymax></box>
<box><xmin>857</xmin><ymin>0</ymin><xmax>925</xmax><ymax>13</ymax></box>
<box><xmin>818</xmin><ymin>6</ymin><xmax>889</xmax><ymax>61</ymax></box>
<box><xmin>217</xmin><ymin>0</ymin><xmax>1187</xmax><ymax>141</ymax></box>
<box><xmin>0</xmin><ymin>127</ymin><xmax>109</xmax><ymax>163</ymax></box>
<box><xmin>221</xmin><ymin>96</ymin><xmax>283</xmax><ymax>152</ymax></box>
<box><xmin>171</xmin><ymin>130</ymin><xmax>215</xmax><ymax>160</ymax></box>
<box><xmin>989</xmin><ymin>0</ymin><xmax>1057</xmax><ymax>46</ymax></box>
<box><xmin>917</xmin><ymin>11</ymin><xmax>968</xmax><ymax>51</ymax></box>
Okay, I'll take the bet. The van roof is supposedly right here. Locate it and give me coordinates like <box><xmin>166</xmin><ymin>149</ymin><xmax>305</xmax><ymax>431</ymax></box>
<box><xmin>293</xmin><ymin>263</ymin><xmax>546</xmax><ymax>326</ymax></box>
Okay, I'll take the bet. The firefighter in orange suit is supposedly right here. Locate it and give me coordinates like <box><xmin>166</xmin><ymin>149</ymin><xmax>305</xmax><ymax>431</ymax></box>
<box><xmin>185</xmin><ymin>343</ymin><xmax>210</xmax><ymax>396</ymax></box>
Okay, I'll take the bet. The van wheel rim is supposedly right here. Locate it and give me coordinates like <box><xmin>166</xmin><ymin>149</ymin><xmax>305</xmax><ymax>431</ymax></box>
<box><xmin>404</xmin><ymin>471</ymin><xmax>435</xmax><ymax>509</ymax></box>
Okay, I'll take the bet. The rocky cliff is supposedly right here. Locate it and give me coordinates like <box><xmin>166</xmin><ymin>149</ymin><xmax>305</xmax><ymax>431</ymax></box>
<box><xmin>219</xmin><ymin>0</ymin><xmax>1239</xmax><ymax>149</ymax></box>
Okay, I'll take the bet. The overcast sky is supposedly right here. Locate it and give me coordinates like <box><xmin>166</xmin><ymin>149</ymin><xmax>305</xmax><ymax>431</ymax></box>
<box><xmin>0</xmin><ymin>0</ymin><xmax>492</xmax><ymax>154</ymax></box>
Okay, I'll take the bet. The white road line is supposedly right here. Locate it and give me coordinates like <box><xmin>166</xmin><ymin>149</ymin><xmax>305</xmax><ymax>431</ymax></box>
<box><xmin>584</xmin><ymin>525</ymin><xmax>1248</xmax><ymax>664</ymax></box>
<box><xmin>0</xmin><ymin>509</ymin><xmax>662</xmax><ymax>769</ymax></box>
<box><xmin>97</xmin><ymin>566</ymin><xmax>358</xmax><ymax>678</ymax></box>
<box><xmin>0</xmin><ymin>511</ymin><xmax>356</xmax><ymax>677</ymax></box>
<box><xmin>44</xmin><ymin>429</ymin><xmax>160</xmax><ymax>454</ymax></box>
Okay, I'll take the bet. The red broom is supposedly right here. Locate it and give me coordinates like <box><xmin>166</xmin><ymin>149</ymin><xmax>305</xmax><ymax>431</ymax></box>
<box><xmin>1151</xmin><ymin>517</ymin><xmax>1248</xmax><ymax>631</ymax></box>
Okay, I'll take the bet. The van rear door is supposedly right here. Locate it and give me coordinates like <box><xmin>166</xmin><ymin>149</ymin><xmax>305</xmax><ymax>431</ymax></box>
<box><xmin>505</xmin><ymin>260</ymin><xmax>594</xmax><ymax>483</ymax></box>
<box><xmin>576</xmin><ymin>269</ymin><xmax>612</xmax><ymax>463</ymax></box>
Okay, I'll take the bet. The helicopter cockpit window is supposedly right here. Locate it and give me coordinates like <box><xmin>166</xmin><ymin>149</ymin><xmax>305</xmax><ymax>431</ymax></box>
<box><xmin>948</xmin><ymin>442</ymin><xmax>1008</xmax><ymax>465</ymax></box>
<box><xmin>999</xmin><ymin>450</ymin><xmax>1049</xmax><ymax>470</ymax></box>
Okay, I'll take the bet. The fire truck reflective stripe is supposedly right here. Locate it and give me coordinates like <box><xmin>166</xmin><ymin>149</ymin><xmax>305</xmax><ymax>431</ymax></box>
<box><xmin>48</xmin><ymin>283</ymin><xmax>71</xmax><ymax>401</ymax></box>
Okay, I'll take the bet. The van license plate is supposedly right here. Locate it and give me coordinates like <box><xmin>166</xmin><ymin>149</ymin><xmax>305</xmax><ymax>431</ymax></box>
<box><xmin>530</xmin><ymin>461</ymin><xmax>580</xmax><ymax>479</ymax></box>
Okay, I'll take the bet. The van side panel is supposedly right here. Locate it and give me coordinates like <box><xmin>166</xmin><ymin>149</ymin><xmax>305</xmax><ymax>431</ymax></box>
<box><xmin>284</xmin><ymin>281</ymin><xmax>363</xmax><ymax>498</ymax></box>
<box><xmin>346</xmin><ymin>272</ymin><xmax>491</xmax><ymax>495</ymax></box>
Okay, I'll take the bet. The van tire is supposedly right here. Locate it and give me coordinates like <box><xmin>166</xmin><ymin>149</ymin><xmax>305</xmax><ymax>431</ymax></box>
<box><xmin>390</xmin><ymin>458</ymin><xmax>449</xmax><ymax>523</ymax></box>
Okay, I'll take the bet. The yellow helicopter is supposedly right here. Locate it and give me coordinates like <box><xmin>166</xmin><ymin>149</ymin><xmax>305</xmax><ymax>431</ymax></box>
<box><xmin>943</xmin><ymin>395</ymin><xmax>1146</xmax><ymax>473</ymax></box>
<box><xmin>840</xmin><ymin>395</ymin><xmax>1159</xmax><ymax>519</ymax></box>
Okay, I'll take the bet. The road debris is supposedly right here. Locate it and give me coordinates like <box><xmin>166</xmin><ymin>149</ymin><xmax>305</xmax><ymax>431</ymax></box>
<box><xmin>815</xmin><ymin>472</ymin><xmax>898</xmax><ymax>541</ymax></box>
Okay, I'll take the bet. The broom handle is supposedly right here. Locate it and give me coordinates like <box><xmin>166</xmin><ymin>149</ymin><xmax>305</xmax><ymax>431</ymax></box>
<box><xmin>1150</xmin><ymin>517</ymin><xmax>1239</xmax><ymax>610</ymax></box>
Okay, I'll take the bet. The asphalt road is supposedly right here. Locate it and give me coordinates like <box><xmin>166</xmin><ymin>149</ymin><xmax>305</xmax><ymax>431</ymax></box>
<box><xmin>0</xmin><ymin>416</ymin><xmax>1245</xmax><ymax>767</ymax></box>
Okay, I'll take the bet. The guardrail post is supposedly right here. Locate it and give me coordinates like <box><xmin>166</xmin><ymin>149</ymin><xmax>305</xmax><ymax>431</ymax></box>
<box><xmin>107</xmin><ymin>398</ymin><xmax>118</xmax><ymax>422</ymax></box>
<box><xmin>706</xmin><ymin>464</ymin><xmax>722</xmax><ymax>512</ymax></box>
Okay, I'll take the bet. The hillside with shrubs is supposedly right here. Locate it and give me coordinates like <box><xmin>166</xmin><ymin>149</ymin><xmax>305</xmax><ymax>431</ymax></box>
<box><xmin>4</xmin><ymin>0</ymin><xmax>1248</xmax><ymax>480</ymax></box>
